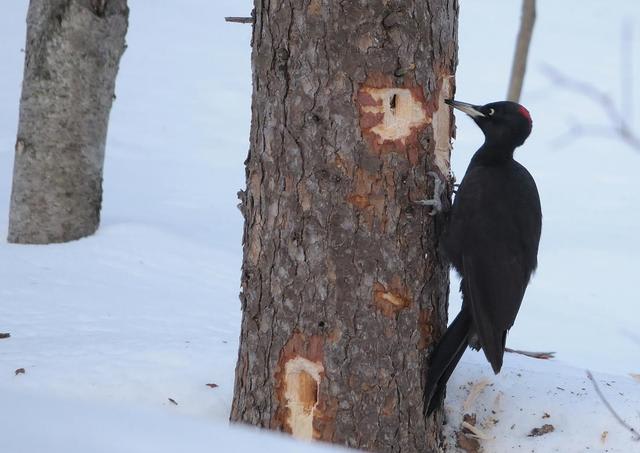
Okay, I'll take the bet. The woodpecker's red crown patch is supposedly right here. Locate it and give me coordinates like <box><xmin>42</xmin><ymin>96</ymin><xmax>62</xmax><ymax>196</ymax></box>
<box><xmin>519</xmin><ymin>105</ymin><xmax>532</xmax><ymax>125</ymax></box>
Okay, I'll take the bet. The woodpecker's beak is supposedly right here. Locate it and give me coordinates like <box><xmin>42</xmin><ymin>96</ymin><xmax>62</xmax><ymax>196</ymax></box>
<box><xmin>445</xmin><ymin>99</ymin><xmax>486</xmax><ymax>118</ymax></box>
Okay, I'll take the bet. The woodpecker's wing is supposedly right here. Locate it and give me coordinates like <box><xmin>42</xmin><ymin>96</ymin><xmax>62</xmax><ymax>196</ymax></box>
<box><xmin>462</xmin><ymin>250</ymin><xmax>528</xmax><ymax>373</ymax></box>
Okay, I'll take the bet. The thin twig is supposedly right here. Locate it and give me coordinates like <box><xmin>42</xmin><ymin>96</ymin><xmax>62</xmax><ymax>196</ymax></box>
<box><xmin>542</xmin><ymin>64</ymin><xmax>640</xmax><ymax>151</ymax></box>
<box><xmin>505</xmin><ymin>347</ymin><xmax>555</xmax><ymax>360</ymax></box>
<box><xmin>586</xmin><ymin>370</ymin><xmax>640</xmax><ymax>441</ymax></box>
<box><xmin>507</xmin><ymin>0</ymin><xmax>536</xmax><ymax>102</ymax></box>
<box><xmin>225</xmin><ymin>16</ymin><xmax>254</xmax><ymax>24</ymax></box>
<box><xmin>551</xmin><ymin>122</ymin><xmax>622</xmax><ymax>149</ymax></box>
<box><xmin>541</xmin><ymin>65</ymin><xmax>626</xmax><ymax>126</ymax></box>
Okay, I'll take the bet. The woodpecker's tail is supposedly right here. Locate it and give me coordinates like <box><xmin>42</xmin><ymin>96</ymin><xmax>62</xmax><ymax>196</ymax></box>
<box><xmin>424</xmin><ymin>308</ymin><xmax>471</xmax><ymax>416</ymax></box>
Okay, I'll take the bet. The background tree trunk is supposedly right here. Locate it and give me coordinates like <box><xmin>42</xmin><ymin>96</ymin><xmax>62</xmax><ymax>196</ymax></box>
<box><xmin>231</xmin><ymin>1</ymin><xmax>458</xmax><ymax>451</ymax></box>
<box><xmin>507</xmin><ymin>0</ymin><xmax>536</xmax><ymax>103</ymax></box>
<box><xmin>8</xmin><ymin>0</ymin><xmax>128</xmax><ymax>244</ymax></box>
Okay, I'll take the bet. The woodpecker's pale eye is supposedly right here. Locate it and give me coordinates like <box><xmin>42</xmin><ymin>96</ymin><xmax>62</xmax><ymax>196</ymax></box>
<box><xmin>488</xmin><ymin>108</ymin><xmax>495</xmax><ymax>116</ymax></box>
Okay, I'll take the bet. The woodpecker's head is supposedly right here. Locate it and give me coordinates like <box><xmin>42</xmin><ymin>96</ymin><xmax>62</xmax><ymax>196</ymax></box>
<box><xmin>445</xmin><ymin>99</ymin><xmax>533</xmax><ymax>148</ymax></box>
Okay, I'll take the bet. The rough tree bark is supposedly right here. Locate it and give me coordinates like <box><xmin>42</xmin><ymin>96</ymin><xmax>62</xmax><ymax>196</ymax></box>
<box><xmin>231</xmin><ymin>1</ymin><xmax>458</xmax><ymax>451</ymax></box>
<box><xmin>8</xmin><ymin>0</ymin><xmax>128</xmax><ymax>244</ymax></box>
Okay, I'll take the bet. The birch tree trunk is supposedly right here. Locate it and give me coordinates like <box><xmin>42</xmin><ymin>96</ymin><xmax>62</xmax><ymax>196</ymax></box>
<box><xmin>231</xmin><ymin>1</ymin><xmax>458</xmax><ymax>451</ymax></box>
<box><xmin>8</xmin><ymin>0</ymin><xmax>128</xmax><ymax>244</ymax></box>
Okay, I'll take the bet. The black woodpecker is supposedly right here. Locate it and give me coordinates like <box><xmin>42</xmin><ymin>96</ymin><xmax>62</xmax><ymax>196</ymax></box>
<box><xmin>423</xmin><ymin>99</ymin><xmax>542</xmax><ymax>416</ymax></box>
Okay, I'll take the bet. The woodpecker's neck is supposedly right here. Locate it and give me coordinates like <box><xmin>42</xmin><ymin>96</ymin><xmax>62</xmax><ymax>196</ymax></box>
<box><xmin>473</xmin><ymin>142</ymin><xmax>515</xmax><ymax>165</ymax></box>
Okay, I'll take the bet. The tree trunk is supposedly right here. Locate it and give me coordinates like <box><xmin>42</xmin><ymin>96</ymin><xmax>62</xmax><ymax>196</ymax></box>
<box><xmin>507</xmin><ymin>0</ymin><xmax>536</xmax><ymax>103</ymax></box>
<box><xmin>8</xmin><ymin>0</ymin><xmax>128</xmax><ymax>244</ymax></box>
<box><xmin>231</xmin><ymin>1</ymin><xmax>458</xmax><ymax>451</ymax></box>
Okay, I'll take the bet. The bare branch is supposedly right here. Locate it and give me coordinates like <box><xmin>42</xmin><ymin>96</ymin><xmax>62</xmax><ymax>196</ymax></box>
<box><xmin>551</xmin><ymin>121</ymin><xmax>621</xmax><ymax>149</ymax></box>
<box><xmin>505</xmin><ymin>347</ymin><xmax>555</xmax><ymax>360</ymax></box>
<box><xmin>586</xmin><ymin>370</ymin><xmax>640</xmax><ymax>441</ymax></box>
<box><xmin>507</xmin><ymin>0</ymin><xmax>536</xmax><ymax>102</ymax></box>
<box><xmin>542</xmin><ymin>64</ymin><xmax>640</xmax><ymax>152</ymax></box>
<box><xmin>225</xmin><ymin>16</ymin><xmax>254</xmax><ymax>24</ymax></box>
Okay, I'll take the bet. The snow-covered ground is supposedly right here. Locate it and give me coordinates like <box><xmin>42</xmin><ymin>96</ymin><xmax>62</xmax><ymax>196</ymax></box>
<box><xmin>1</xmin><ymin>1</ymin><xmax>639</xmax><ymax>452</ymax></box>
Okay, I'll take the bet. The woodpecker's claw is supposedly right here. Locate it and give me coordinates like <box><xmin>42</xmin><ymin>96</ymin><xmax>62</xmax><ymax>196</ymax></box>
<box><xmin>415</xmin><ymin>171</ymin><xmax>445</xmax><ymax>216</ymax></box>
<box><xmin>415</xmin><ymin>198</ymin><xmax>442</xmax><ymax>215</ymax></box>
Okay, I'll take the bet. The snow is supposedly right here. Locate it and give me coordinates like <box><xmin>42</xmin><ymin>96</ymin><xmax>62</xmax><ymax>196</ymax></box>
<box><xmin>0</xmin><ymin>0</ymin><xmax>639</xmax><ymax>452</ymax></box>
<box><xmin>445</xmin><ymin>354</ymin><xmax>640</xmax><ymax>452</ymax></box>
<box><xmin>3</xmin><ymin>388</ymin><xmax>347</xmax><ymax>453</ymax></box>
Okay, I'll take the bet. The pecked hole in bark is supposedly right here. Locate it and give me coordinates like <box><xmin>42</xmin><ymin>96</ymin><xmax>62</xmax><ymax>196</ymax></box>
<box><xmin>283</xmin><ymin>357</ymin><xmax>324</xmax><ymax>440</ymax></box>
<box><xmin>92</xmin><ymin>0</ymin><xmax>107</xmax><ymax>17</ymax></box>
<box><xmin>360</xmin><ymin>87</ymin><xmax>428</xmax><ymax>144</ymax></box>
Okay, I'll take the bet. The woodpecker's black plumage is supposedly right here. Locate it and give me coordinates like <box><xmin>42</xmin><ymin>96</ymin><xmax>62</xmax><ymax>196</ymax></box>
<box><xmin>424</xmin><ymin>99</ymin><xmax>542</xmax><ymax>416</ymax></box>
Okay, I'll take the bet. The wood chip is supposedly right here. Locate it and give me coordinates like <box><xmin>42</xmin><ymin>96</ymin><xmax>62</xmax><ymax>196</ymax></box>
<box><xmin>601</xmin><ymin>431</ymin><xmax>608</xmax><ymax>444</ymax></box>
<box><xmin>168</xmin><ymin>398</ymin><xmax>178</xmax><ymax>405</ymax></box>
<box><xmin>15</xmin><ymin>368</ymin><xmax>25</xmax><ymax>375</ymax></box>
<box><xmin>462</xmin><ymin>413</ymin><xmax>477</xmax><ymax>431</ymax></box>
<box><xmin>206</xmin><ymin>383</ymin><xmax>219</xmax><ymax>388</ymax></box>
<box><xmin>463</xmin><ymin>379</ymin><xmax>490</xmax><ymax>412</ymax></box>
<box><xmin>456</xmin><ymin>431</ymin><xmax>481</xmax><ymax>453</ymax></box>
<box><xmin>630</xmin><ymin>373</ymin><xmax>640</xmax><ymax>383</ymax></box>
<box><xmin>461</xmin><ymin>414</ymin><xmax>491</xmax><ymax>441</ymax></box>
<box><xmin>0</xmin><ymin>333</ymin><xmax>10</xmax><ymax>339</ymax></box>
<box><xmin>528</xmin><ymin>423</ymin><xmax>555</xmax><ymax>437</ymax></box>
<box><xmin>542</xmin><ymin>412</ymin><xmax>551</xmax><ymax>419</ymax></box>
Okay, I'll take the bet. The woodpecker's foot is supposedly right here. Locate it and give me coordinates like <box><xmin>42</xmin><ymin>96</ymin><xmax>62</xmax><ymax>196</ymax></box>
<box><xmin>415</xmin><ymin>171</ymin><xmax>446</xmax><ymax>216</ymax></box>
